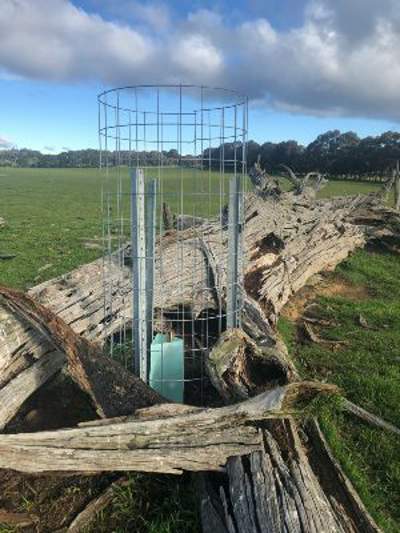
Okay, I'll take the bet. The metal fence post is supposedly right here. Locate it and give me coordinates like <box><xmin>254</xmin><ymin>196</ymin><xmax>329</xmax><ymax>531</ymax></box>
<box><xmin>131</xmin><ymin>168</ymin><xmax>147</xmax><ymax>379</ymax></box>
<box><xmin>131</xmin><ymin>168</ymin><xmax>157</xmax><ymax>382</ymax></box>
<box><xmin>227</xmin><ymin>174</ymin><xmax>241</xmax><ymax>329</ymax></box>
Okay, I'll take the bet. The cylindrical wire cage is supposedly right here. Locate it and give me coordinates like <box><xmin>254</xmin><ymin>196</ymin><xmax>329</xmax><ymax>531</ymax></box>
<box><xmin>99</xmin><ymin>85</ymin><xmax>248</xmax><ymax>405</ymax></box>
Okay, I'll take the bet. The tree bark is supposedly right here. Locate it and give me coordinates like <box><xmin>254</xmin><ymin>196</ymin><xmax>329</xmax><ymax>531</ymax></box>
<box><xmin>200</xmin><ymin>418</ymin><xmax>380</xmax><ymax>533</ymax></box>
<box><xmin>207</xmin><ymin>328</ymin><xmax>294</xmax><ymax>402</ymax></box>
<box><xmin>0</xmin><ymin>286</ymin><xmax>163</xmax><ymax>429</ymax></box>
<box><xmin>67</xmin><ymin>478</ymin><xmax>129</xmax><ymax>533</ymax></box>
<box><xmin>343</xmin><ymin>399</ymin><xmax>400</xmax><ymax>437</ymax></box>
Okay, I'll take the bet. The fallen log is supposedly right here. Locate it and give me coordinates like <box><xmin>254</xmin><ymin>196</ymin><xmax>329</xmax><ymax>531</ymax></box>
<box><xmin>0</xmin><ymin>350</ymin><xmax>65</xmax><ymax>430</ymax></box>
<box><xmin>0</xmin><ymin>187</ymin><xmax>394</xmax><ymax>415</ymax></box>
<box><xmin>202</xmin><ymin>327</ymin><xmax>383</xmax><ymax>532</ymax></box>
<box><xmin>306</xmin><ymin>419</ymin><xmax>380</xmax><ymax>533</ymax></box>
<box><xmin>207</xmin><ymin>328</ymin><xmax>293</xmax><ymax>402</ymax></box>
<box><xmin>0</xmin><ymin>300</ymin><xmax>382</xmax><ymax>533</ymax></box>
<box><xmin>0</xmin><ymin>382</ymin><xmax>337</xmax><ymax>475</ymax></box>
<box><xmin>0</xmin><ymin>185</ymin><xmax>397</xmax><ymax>431</ymax></box>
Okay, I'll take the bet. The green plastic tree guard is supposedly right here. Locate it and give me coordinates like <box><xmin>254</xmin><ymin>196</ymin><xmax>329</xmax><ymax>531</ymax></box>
<box><xmin>149</xmin><ymin>333</ymin><xmax>184</xmax><ymax>403</ymax></box>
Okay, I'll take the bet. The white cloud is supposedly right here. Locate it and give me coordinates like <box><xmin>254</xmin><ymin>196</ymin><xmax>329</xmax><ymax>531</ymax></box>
<box><xmin>239</xmin><ymin>19</ymin><xmax>277</xmax><ymax>48</ymax></box>
<box><xmin>171</xmin><ymin>34</ymin><xmax>223</xmax><ymax>81</ymax></box>
<box><xmin>87</xmin><ymin>0</ymin><xmax>171</xmax><ymax>30</ymax></box>
<box><xmin>1</xmin><ymin>0</ymin><xmax>400</xmax><ymax>121</ymax></box>
<box><xmin>0</xmin><ymin>0</ymin><xmax>153</xmax><ymax>82</ymax></box>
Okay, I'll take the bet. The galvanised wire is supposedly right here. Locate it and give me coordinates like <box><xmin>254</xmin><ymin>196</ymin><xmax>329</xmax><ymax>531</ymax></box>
<box><xmin>99</xmin><ymin>85</ymin><xmax>248</xmax><ymax>405</ymax></box>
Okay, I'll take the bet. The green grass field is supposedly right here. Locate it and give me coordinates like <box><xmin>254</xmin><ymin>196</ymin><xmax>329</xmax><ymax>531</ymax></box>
<box><xmin>320</xmin><ymin>178</ymin><xmax>394</xmax><ymax>199</ymax></box>
<box><xmin>0</xmin><ymin>167</ymin><xmax>398</xmax><ymax>531</ymax></box>
<box><xmin>0</xmin><ymin>167</ymin><xmax>391</xmax><ymax>290</ymax></box>
<box><xmin>0</xmin><ymin>167</ymin><xmax>103</xmax><ymax>289</ymax></box>
<box><xmin>0</xmin><ymin>166</ymin><xmax>238</xmax><ymax>289</ymax></box>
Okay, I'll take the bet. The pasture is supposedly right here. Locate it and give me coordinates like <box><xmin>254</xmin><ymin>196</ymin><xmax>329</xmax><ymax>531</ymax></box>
<box><xmin>0</xmin><ymin>166</ymin><xmax>247</xmax><ymax>289</ymax></box>
<box><xmin>0</xmin><ymin>167</ymin><xmax>391</xmax><ymax>290</ymax></box>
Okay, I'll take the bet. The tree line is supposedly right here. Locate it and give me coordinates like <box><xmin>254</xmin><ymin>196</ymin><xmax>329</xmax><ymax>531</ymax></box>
<box><xmin>1</xmin><ymin>130</ymin><xmax>400</xmax><ymax>176</ymax></box>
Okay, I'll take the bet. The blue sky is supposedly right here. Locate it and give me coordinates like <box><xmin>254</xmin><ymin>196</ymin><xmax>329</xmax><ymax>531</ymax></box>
<box><xmin>1</xmin><ymin>0</ymin><xmax>400</xmax><ymax>153</ymax></box>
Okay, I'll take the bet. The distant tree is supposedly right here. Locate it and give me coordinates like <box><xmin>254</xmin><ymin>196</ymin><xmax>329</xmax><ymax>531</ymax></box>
<box><xmin>0</xmin><ymin>130</ymin><xmax>399</xmax><ymax>178</ymax></box>
<box><xmin>246</xmin><ymin>140</ymin><xmax>261</xmax><ymax>169</ymax></box>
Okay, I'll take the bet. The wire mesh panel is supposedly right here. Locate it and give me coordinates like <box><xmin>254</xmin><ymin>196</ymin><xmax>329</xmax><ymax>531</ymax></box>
<box><xmin>98</xmin><ymin>85</ymin><xmax>248</xmax><ymax>405</ymax></box>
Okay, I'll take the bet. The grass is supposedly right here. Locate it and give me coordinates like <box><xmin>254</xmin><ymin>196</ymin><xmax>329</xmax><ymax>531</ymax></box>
<box><xmin>0</xmin><ymin>472</ymin><xmax>200</xmax><ymax>533</ymax></box>
<box><xmin>90</xmin><ymin>474</ymin><xmax>200</xmax><ymax>533</ymax></box>
<box><xmin>0</xmin><ymin>167</ymin><xmax>103</xmax><ymax>289</ymax></box>
<box><xmin>320</xmin><ymin>179</ymin><xmax>392</xmax><ymax>199</ymax></box>
<box><xmin>0</xmin><ymin>166</ymin><xmax>236</xmax><ymax>290</ymax></box>
<box><xmin>278</xmin><ymin>248</ymin><xmax>400</xmax><ymax>532</ymax></box>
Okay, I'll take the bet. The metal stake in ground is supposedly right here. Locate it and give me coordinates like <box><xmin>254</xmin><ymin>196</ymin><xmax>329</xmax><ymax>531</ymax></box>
<box><xmin>131</xmin><ymin>169</ymin><xmax>156</xmax><ymax>381</ymax></box>
<box><xmin>227</xmin><ymin>174</ymin><xmax>242</xmax><ymax>329</ymax></box>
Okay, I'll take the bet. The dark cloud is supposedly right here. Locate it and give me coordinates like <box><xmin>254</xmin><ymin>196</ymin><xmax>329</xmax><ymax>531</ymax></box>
<box><xmin>308</xmin><ymin>0</ymin><xmax>400</xmax><ymax>42</ymax></box>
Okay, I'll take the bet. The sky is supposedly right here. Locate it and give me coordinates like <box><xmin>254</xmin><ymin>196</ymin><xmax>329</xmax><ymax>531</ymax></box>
<box><xmin>1</xmin><ymin>0</ymin><xmax>400</xmax><ymax>153</ymax></box>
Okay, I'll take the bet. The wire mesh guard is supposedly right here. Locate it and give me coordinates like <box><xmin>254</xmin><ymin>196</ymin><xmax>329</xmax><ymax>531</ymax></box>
<box><xmin>99</xmin><ymin>85</ymin><xmax>248</xmax><ymax>405</ymax></box>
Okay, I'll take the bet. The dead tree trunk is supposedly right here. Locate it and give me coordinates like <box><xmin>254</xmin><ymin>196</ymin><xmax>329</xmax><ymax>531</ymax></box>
<box><xmin>0</xmin><ymin>286</ymin><xmax>163</xmax><ymax>429</ymax></box>
<box><xmin>202</xmin><ymin>316</ymin><xmax>383</xmax><ymax>533</ymax></box>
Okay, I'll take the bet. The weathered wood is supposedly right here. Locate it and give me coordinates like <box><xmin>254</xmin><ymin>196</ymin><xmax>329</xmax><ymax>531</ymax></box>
<box><xmin>280</xmin><ymin>164</ymin><xmax>325</xmax><ymax>195</ymax></box>
<box><xmin>0</xmin><ymin>383</ymin><xmax>337</xmax><ymax>475</ymax></box>
<box><xmin>0</xmin><ymin>509</ymin><xmax>39</xmax><ymax>528</ymax></box>
<box><xmin>0</xmin><ymin>183</ymin><xmax>397</xmax><ymax>531</ymax></box>
<box><xmin>177</xmin><ymin>214</ymin><xmax>207</xmax><ymax>230</ymax></box>
<box><xmin>0</xmin><ymin>286</ymin><xmax>164</xmax><ymax>426</ymax></box>
<box><xmin>0</xmin><ymin>188</ymin><xmax>396</xmax><ymax>426</ymax></box>
<box><xmin>162</xmin><ymin>202</ymin><xmax>175</xmax><ymax>230</ymax></box>
<box><xmin>77</xmin><ymin>402</ymin><xmax>201</xmax><ymax>428</ymax></box>
<box><xmin>242</xmin><ymin>192</ymin><xmax>369</xmax><ymax>325</ymax></box>
<box><xmin>306</xmin><ymin>419</ymin><xmax>381</xmax><ymax>533</ymax></box>
<box><xmin>0</xmin><ymin>350</ymin><xmax>64</xmax><ymax>429</ymax></box>
<box><xmin>343</xmin><ymin>399</ymin><xmax>400</xmax><ymax>437</ymax></box>
<box><xmin>207</xmin><ymin>329</ymin><xmax>292</xmax><ymax>402</ymax></box>
<box><xmin>201</xmin><ymin>418</ymin><xmax>381</xmax><ymax>533</ymax></box>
